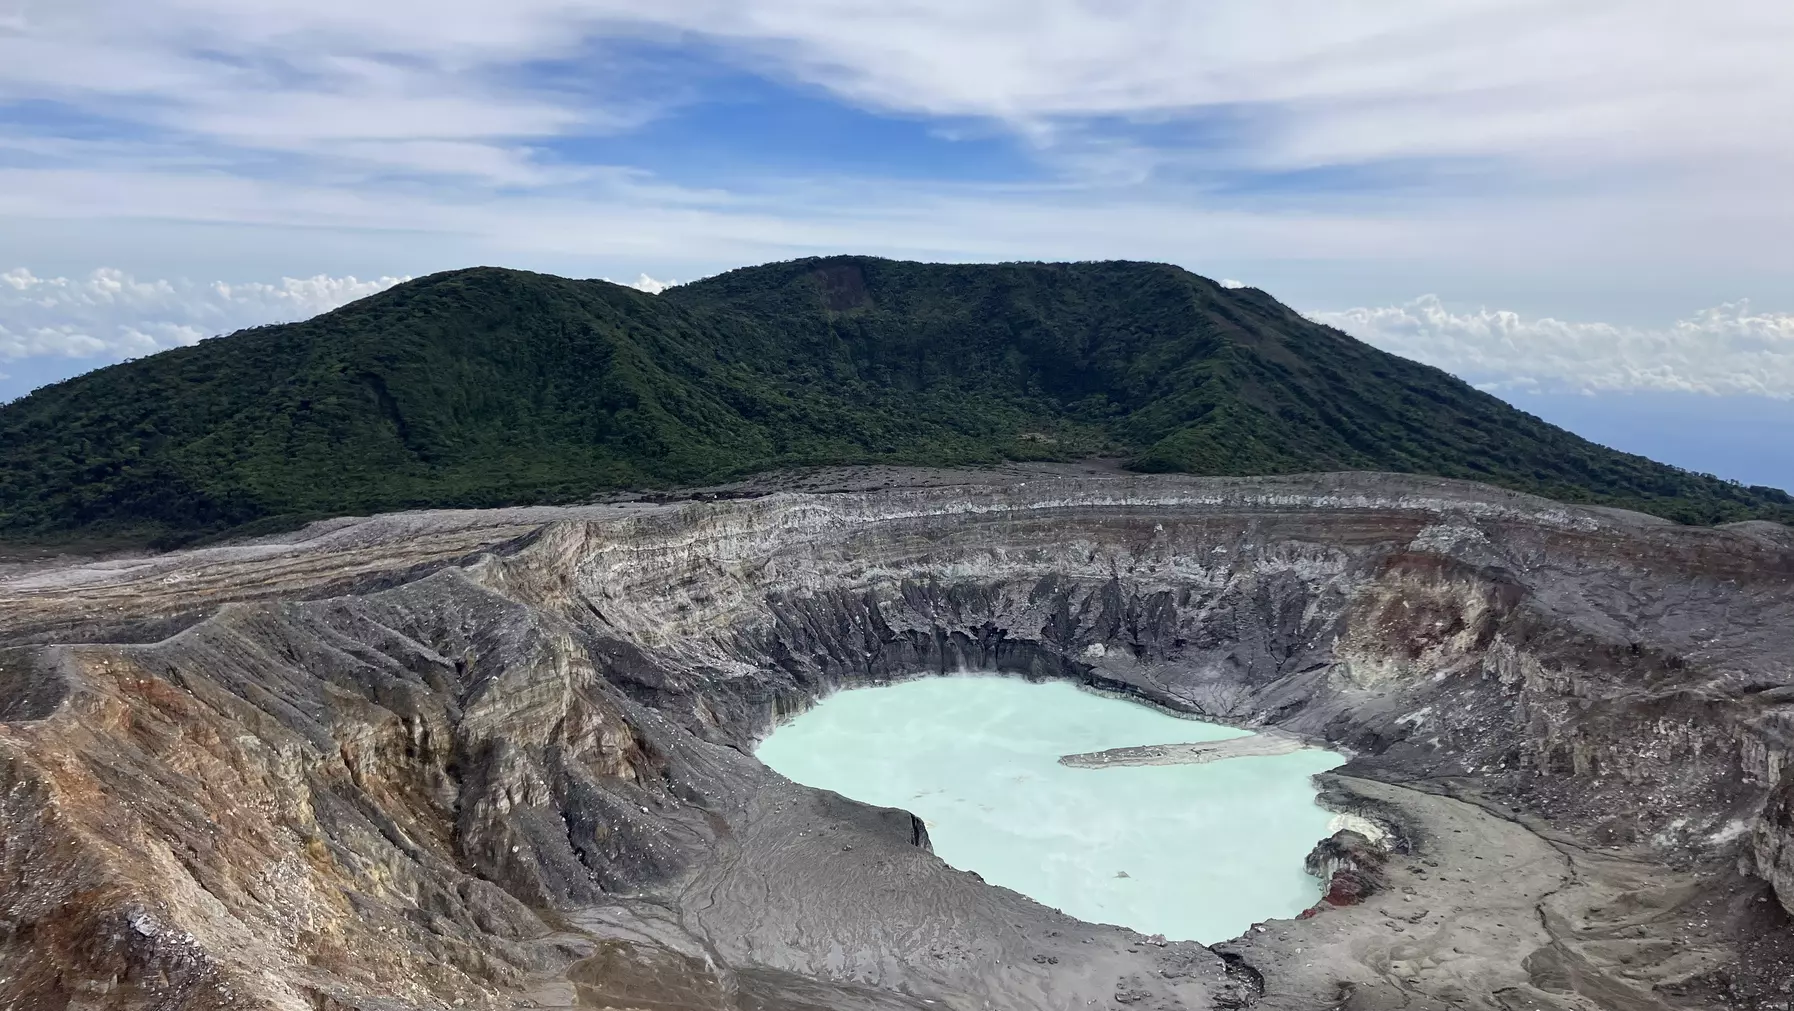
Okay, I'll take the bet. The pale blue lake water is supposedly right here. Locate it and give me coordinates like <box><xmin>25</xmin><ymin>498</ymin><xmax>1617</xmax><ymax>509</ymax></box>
<box><xmin>755</xmin><ymin>675</ymin><xmax>1345</xmax><ymax>943</ymax></box>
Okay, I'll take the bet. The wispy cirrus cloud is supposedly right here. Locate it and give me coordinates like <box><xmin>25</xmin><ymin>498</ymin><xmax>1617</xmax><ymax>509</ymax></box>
<box><xmin>6</xmin><ymin>2</ymin><xmax>1788</xmax><ymax>184</ymax></box>
<box><xmin>1313</xmin><ymin>297</ymin><xmax>1794</xmax><ymax>399</ymax></box>
<box><xmin>0</xmin><ymin>1</ymin><xmax>1787</xmax><ymax>258</ymax></box>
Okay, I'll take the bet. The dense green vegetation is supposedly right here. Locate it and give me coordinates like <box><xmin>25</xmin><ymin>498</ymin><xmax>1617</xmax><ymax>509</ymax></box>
<box><xmin>2</xmin><ymin>256</ymin><xmax>1789</xmax><ymax>546</ymax></box>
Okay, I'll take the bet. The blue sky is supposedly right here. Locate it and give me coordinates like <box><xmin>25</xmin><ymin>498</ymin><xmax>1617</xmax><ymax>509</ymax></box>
<box><xmin>2</xmin><ymin>1</ymin><xmax>1792</xmax><ymax>489</ymax></box>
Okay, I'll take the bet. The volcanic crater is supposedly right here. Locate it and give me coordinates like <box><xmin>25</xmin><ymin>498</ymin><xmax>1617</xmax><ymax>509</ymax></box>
<box><xmin>3</xmin><ymin>467</ymin><xmax>1793</xmax><ymax>1011</ymax></box>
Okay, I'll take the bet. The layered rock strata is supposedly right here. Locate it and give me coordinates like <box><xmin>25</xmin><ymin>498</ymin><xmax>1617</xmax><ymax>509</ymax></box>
<box><xmin>2</xmin><ymin>469</ymin><xmax>1792</xmax><ymax>1010</ymax></box>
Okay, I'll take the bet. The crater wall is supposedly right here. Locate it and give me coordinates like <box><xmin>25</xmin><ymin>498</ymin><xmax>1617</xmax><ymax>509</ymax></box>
<box><xmin>2</xmin><ymin>472</ymin><xmax>1791</xmax><ymax>1010</ymax></box>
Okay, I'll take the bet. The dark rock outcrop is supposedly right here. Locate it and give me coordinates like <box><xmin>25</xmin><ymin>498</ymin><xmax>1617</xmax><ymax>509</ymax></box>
<box><xmin>1304</xmin><ymin>830</ymin><xmax>1389</xmax><ymax>907</ymax></box>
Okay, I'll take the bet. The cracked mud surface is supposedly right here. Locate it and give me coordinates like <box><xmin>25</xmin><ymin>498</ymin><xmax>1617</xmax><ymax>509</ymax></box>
<box><xmin>2</xmin><ymin>468</ymin><xmax>1793</xmax><ymax>1010</ymax></box>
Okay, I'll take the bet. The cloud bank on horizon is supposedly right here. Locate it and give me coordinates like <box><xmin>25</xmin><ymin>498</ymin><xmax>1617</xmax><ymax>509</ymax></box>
<box><xmin>0</xmin><ymin>269</ymin><xmax>681</xmax><ymax>371</ymax></box>
<box><xmin>0</xmin><ymin>268</ymin><xmax>406</xmax><ymax>363</ymax></box>
<box><xmin>1309</xmin><ymin>298</ymin><xmax>1794</xmax><ymax>400</ymax></box>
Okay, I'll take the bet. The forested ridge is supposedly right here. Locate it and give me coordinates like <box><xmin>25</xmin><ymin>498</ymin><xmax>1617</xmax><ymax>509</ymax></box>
<box><xmin>3</xmin><ymin>255</ymin><xmax>1787</xmax><ymax>545</ymax></box>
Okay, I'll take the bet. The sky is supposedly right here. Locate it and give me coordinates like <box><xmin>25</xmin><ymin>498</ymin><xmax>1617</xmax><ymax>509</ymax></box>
<box><xmin>2</xmin><ymin>1</ymin><xmax>1791</xmax><ymax>488</ymax></box>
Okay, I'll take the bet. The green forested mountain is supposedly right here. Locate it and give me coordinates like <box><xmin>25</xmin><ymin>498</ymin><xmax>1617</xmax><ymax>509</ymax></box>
<box><xmin>2</xmin><ymin>256</ymin><xmax>1788</xmax><ymax>545</ymax></box>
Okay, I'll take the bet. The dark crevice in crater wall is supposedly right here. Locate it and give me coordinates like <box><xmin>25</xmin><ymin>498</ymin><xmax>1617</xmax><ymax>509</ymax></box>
<box><xmin>3</xmin><ymin>479</ymin><xmax>1794</xmax><ymax>1009</ymax></box>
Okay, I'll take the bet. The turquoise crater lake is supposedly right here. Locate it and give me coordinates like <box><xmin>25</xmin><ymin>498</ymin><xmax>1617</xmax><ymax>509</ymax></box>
<box><xmin>755</xmin><ymin>675</ymin><xmax>1346</xmax><ymax>944</ymax></box>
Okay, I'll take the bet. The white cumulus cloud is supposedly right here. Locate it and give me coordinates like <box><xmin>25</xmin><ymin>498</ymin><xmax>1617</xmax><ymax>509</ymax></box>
<box><xmin>605</xmin><ymin>273</ymin><xmax>678</xmax><ymax>294</ymax></box>
<box><xmin>1310</xmin><ymin>297</ymin><xmax>1794</xmax><ymax>399</ymax></box>
<box><xmin>0</xmin><ymin>268</ymin><xmax>408</xmax><ymax>361</ymax></box>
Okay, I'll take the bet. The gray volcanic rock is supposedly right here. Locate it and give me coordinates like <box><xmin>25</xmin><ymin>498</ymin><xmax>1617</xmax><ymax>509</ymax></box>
<box><xmin>2</xmin><ymin>469</ymin><xmax>1793</xmax><ymax>1010</ymax></box>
